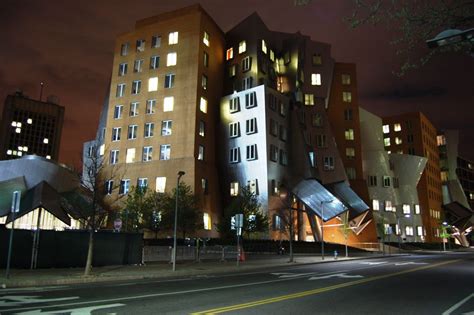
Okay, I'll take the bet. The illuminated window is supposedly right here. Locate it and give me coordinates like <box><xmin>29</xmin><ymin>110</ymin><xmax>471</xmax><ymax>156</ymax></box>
<box><xmin>164</xmin><ymin>73</ymin><xmax>175</xmax><ymax>88</ymax></box>
<box><xmin>372</xmin><ymin>199</ymin><xmax>380</xmax><ymax>210</ymax></box>
<box><xmin>248</xmin><ymin>179</ymin><xmax>258</xmax><ymax>195</ymax></box>
<box><xmin>437</xmin><ymin>135</ymin><xmax>446</xmax><ymax>146</ymax></box>
<box><xmin>203</xmin><ymin>31</ymin><xmax>210</xmax><ymax>46</ymax></box>
<box><xmin>163</xmin><ymin>96</ymin><xmax>174</xmax><ymax>112</ymax></box>
<box><xmin>230</xmin><ymin>147</ymin><xmax>240</xmax><ymax>163</ymax></box>
<box><xmin>160</xmin><ymin>144</ymin><xmax>171</xmax><ymax>160</ymax></box>
<box><xmin>270</xmin><ymin>50</ymin><xmax>275</xmax><ymax>61</ymax></box>
<box><xmin>342</xmin><ymin>74</ymin><xmax>351</xmax><ymax>85</ymax></box>
<box><xmin>230</xmin><ymin>182</ymin><xmax>239</xmax><ymax>196</ymax></box>
<box><xmin>200</xmin><ymin>97</ymin><xmax>208</xmax><ymax>113</ymax></box>
<box><xmin>132</xmin><ymin>80</ymin><xmax>141</xmax><ymax>94</ymax></box>
<box><xmin>345</xmin><ymin>129</ymin><xmax>354</xmax><ymax>140</ymax></box>
<box><xmin>126</xmin><ymin>148</ymin><xmax>136</xmax><ymax>163</ymax></box>
<box><xmin>346</xmin><ymin>147</ymin><xmax>355</xmax><ymax>159</ymax></box>
<box><xmin>414</xmin><ymin>204</ymin><xmax>421</xmax><ymax>214</ymax></box>
<box><xmin>128</xmin><ymin>125</ymin><xmax>138</xmax><ymax>140</ymax></box>
<box><xmin>261</xmin><ymin>39</ymin><xmax>267</xmax><ymax>54</ymax></box>
<box><xmin>198</xmin><ymin>145</ymin><xmax>205</xmax><ymax>161</ymax></box>
<box><xmin>384</xmin><ymin>138</ymin><xmax>391</xmax><ymax>147</ymax></box>
<box><xmin>229</xmin><ymin>122</ymin><xmax>240</xmax><ymax>138</ymax></box>
<box><xmin>110</xmin><ymin>150</ymin><xmax>119</xmax><ymax>164</ymax></box>
<box><xmin>342</xmin><ymin>92</ymin><xmax>352</xmax><ymax>102</ymax></box>
<box><xmin>146</xmin><ymin>99</ymin><xmax>156</xmax><ymax>114</ymax></box>
<box><xmin>45</xmin><ymin>155</ymin><xmax>51</xmax><ymax>159</ymax></box>
<box><xmin>309</xmin><ymin>152</ymin><xmax>315</xmax><ymax>167</ymax></box>
<box><xmin>203</xmin><ymin>213</ymin><xmax>212</xmax><ymax>230</ymax></box>
<box><xmin>119</xmin><ymin>179</ymin><xmax>130</xmax><ymax>195</ymax></box>
<box><xmin>155</xmin><ymin>177</ymin><xmax>166</xmax><ymax>193</ymax></box>
<box><xmin>161</xmin><ymin>120</ymin><xmax>172</xmax><ymax>136</ymax></box>
<box><xmin>238</xmin><ymin>41</ymin><xmax>246</xmax><ymax>54</ymax></box>
<box><xmin>167</xmin><ymin>52</ymin><xmax>177</xmax><ymax>66</ymax></box>
<box><xmin>43</xmin><ymin>138</ymin><xmax>49</xmax><ymax>144</ymax></box>
<box><xmin>311</xmin><ymin>73</ymin><xmax>321</xmax><ymax>85</ymax></box>
<box><xmin>168</xmin><ymin>32</ymin><xmax>178</xmax><ymax>45</ymax></box>
<box><xmin>417</xmin><ymin>226</ymin><xmax>423</xmax><ymax>236</ymax></box>
<box><xmin>405</xmin><ymin>226</ymin><xmax>414</xmax><ymax>236</ymax></box>
<box><xmin>395</xmin><ymin>137</ymin><xmax>402</xmax><ymax>145</ymax></box>
<box><xmin>382</xmin><ymin>124</ymin><xmax>390</xmax><ymax>134</ymax></box>
<box><xmin>385</xmin><ymin>200</ymin><xmax>393</xmax><ymax>212</ymax></box>
<box><xmin>129</xmin><ymin>102</ymin><xmax>139</xmax><ymax>116</ymax></box>
<box><xmin>142</xmin><ymin>146</ymin><xmax>152</xmax><ymax>162</ymax></box>
<box><xmin>403</xmin><ymin>204</ymin><xmax>411</xmax><ymax>214</ymax></box>
<box><xmin>304</xmin><ymin>94</ymin><xmax>314</xmax><ymax>105</ymax></box>
<box><xmin>202</xmin><ymin>178</ymin><xmax>209</xmax><ymax>194</ymax></box>
<box><xmin>151</xmin><ymin>35</ymin><xmax>161</xmax><ymax>48</ymax></box>
<box><xmin>226</xmin><ymin>48</ymin><xmax>234</xmax><ymax>60</ymax></box>
<box><xmin>199</xmin><ymin>120</ymin><xmax>206</xmax><ymax>137</ymax></box>
<box><xmin>394</xmin><ymin>123</ymin><xmax>402</xmax><ymax>132</ymax></box>
<box><xmin>150</xmin><ymin>56</ymin><xmax>160</xmax><ymax>69</ymax></box>
<box><xmin>148</xmin><ymin>77</ymin><xmax>158</xmax><ymax>92</ymax></box>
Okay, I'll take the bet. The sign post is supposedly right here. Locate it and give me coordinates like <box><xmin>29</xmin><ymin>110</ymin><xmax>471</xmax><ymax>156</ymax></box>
<box><xmin>6</xmin><ymin>191</ymin><xmax>21</xmax><ymax>279</ymax></box>
<box><xmin>235</xmin><ymin>214</ymin><xmax>243</xmax><ymax>267</ymax></box>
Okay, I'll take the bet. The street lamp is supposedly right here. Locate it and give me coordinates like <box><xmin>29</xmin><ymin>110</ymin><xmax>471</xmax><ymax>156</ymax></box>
<box><xmin>396</xmin><ymin>214</ymin><xmax>410</xmax><ymax>253</ymax></box>
<box><xmin>320</xmin><ymin>199</ymin><xmax>333</xmax><ymax>260</ymax></box>
<box><xmin>172</xmin><ymin>171</ymin><xmax>185</xmax><ymax>272</ymax></box>
<box><xmin>279</xmin><ymin>186</ymin><xmax>294</xmax><ymax>263</ymax></box>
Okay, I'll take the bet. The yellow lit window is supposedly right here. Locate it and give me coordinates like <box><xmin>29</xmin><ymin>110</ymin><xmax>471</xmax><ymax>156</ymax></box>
<box><xmin>167</xmin><ymin>52</ymin><xmax>177</xmax><ymax>66</ymax></box>
<box><xmin>168</xmin><ymin>32</ymin><xmax>178</xmax><ymax>45</ymax></box>
<box><xmin>226</xmin><ymin>48</ymin><xmax>234</xmax><ymax>60</ymax></box>
<box><xmin>342</xmin><ymin>91</ymin><xmax>352</xmax><ymax>102</ymax></box>
<box><xmin>163</xmin><ymin>96</ymin><xmax>174</xmax><ymax>112</ymax></box>
<box><xmin>203</xmin><ymin>213</ymin><xmax>212</xmax><ymax>230</ymax></box>
<box><xmin>203</xmin><ymin>31</ymin><xmax>210</xmax><ymax>47</ymax></box>
<box><xmin>342</xmin><ymin>74</ymin><xmax>351</xmax><ymax>85</ymax></box>
<box><xmin>200</xmin><ymin>97</ymin><xmax>208</xmax><ymax>113</ymax></box>
<box><xmin>261</xmin><ymin>39</ymin><xmax>267</xmax><ymax>54</ymax></box>
<box><xmin>382</xmin><ymin>124</ymin><xmax>390</xmax><ymax>134</ymax></box>
<box><xmin>394</xmin><ymin>123</ymin><xmax>402</xmax><ymax>132</ymax></box>
<box><xmin>148</xmin><ymin>77</ymin><xmax>158</xmax><ymax>92</ymax></box>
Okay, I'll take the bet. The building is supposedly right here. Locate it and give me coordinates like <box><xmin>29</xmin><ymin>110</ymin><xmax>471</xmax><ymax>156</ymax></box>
<box><xmin>95</xmin><ymin>5</ymin><xmax>225</xmax><ymax>237</ymax></box>
<box><xmin>382</xmin><ymin>112</ymin><xmax>443</xmax><ymax>242</ymax></box>
<box><xmin>0</xmin><ymin>91</ymin><xmax>64</xmax><ymax>161</ymax></box>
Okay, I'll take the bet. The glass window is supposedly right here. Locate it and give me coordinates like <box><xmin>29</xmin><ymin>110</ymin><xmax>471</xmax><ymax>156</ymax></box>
<box><xmin>126</xmin><ymin>148</ymin><xmax>136</xmax><ymax>163</ymax></box>
<box><xmin>137</xmin><ymin>178</ymin><xmax>148</xmax><ymax>190</ymax></box>
<box><xmin>238</xmin><ymin>41</ymin><xmax>246</xmax><ymax>54</ymax></box>
<box><xmin>164</xmin><ymin>73</ymin><xmax>175</xmax><ymax>88</ymax></box>
<box><xmin>118</xmin><ymin>63</ymin><xmax>127</xmax><ymax>76</ymax></box>
<box><xmin>120</xmin><ymin>43</ymin><xmax>129</xmax><ymax>56</ymax></box>
<box><xmin>383</xmin><ymin>176</ymin><xmax>391</xmax><ymax>187</ymax></box>
<box><xmin>230</xmin><ymin>182</ymin><xmax>239</xmax><ymax>196</ymax></box>
<box><xmin>132</xmin><ymin>80</ymin><xmax>141</xmax><ymax>94</ymax></box>
<box><xmin>200</xmin><ymin>97</ymin><xmax>208</xmax><ymax>113</ymax></box>
<box><xmin>229</xmin><ymin>122</ymin><xmax>240</xmax><ymax>138</ymax></box>
<box><xmin>228</xmin><ymin>64</ymin><xmax>236</xmax><ymax>77</ymax></box>
<box><xmin>312</xmin><ymin>54</ymin><xmax>322</xmax><ymax>65</ymax></box>
<box><xmin>110</xmin><ymin>150</ymin><xmax>119</xmax><ymax>164</ymax></box>
<box><xmin>146</xmin><ymin>99</ymin><xmax>156</xmax><ymax>114</ymax></box>
<box><xmin>261</xmin><ymin>39</ymin><xmax>267</xmax><ymax>54</ymax></box>
<box><xmin>304</xmin><ymin>94</ymin><xmax>314</xmax><ymax>105</ymax></box>
<box><xmin>394</xmin><ymin>123</ymin><xmax>402</xmax><ymax>132</ymax></box>
<box><xmin>414</xmin><ymin>204</ymin><xmax>421</xmax><ymax>214</ymax></box>
<box><xmin>112</xmin><ymin>127</ymin><xmax>121</xmax><ymax>141</ymax></box>
<box><xmin>150</xmin><ymin>56</ymin><xmax>160</xmax><ymax>69</ymax></box>
<box><xmin>129</xmin><ymin>102</ymin><xmax>139</xmax><ymax>117</ymax></box>
<box><xmin>323</xmin><ymin>156</ymin><xmax>334</xmax><ymax>170</ymax></box>
<box><xmin>203</xmin><ymin>213</ymin><xmax>212</xmax><ymax>230</ymax></box>
<box><xmin>161</xmin><ymin>120</ymin><xmax>172</xmax><ymax>136</ymax></box>
<box><xmin>384</xmin><ymin>138</ymin><xmax>391</xmax><ymax>147</ymax></box>
<box><xmin>142</xmin><ymin>146</ymin><xmax>153</xmax><ymax>162</ymax></box>
<box><xmin>116</xmin><ymin>83</ymin><xmax>126</xmax><ymax>98</ymax></box>
<box><xmin>202</xmin><ymin>74</ymin><xmax>208</xmax><ymax>90</ymax></box>
<box><xmin>345</xmin><ymin>129</ymin><xmax>354</xmax><ymax>140</ymax></box>
<box><xmin>242</xmin><ymin>77</ymin><xmax>253</xmax><ymax>90</ymax></box>
<box><xmin>163</xmin><ymin>96</ymin><xmax>174</xmax><ymax>112</ymax></box>
<box><xmin>403</xmin><ymin>204</ymin><xmax>411</xmax><ymax>214</ymax></box>
<box><xmin>168</xmin><ymin>32</ymin><xmax>178</xmax><ymax>45</ymax></box>
<box><xmin>246</xmin><ymin>118</ymin><xmax>257</xmax><ymax>134</ymax></box>
<box><xmin>203</xmin><ymin>31</ymin><xmax>210</xmax><ymax>46</ymax></box>
<box><xmin>198</xmin><ymin>145</ymin><xmax>205</xmax><ymax>161</ymax></box>
<box><xmin>245</xmin><ymin>92</ymin><xmax>257</xmax><ymax>108</ymax></box>
<box><xmin>242</xmin><ymin>56</ymin><xmax>251</xmax><ymax>71</ymax></box>
<box><xmin>342</xmin><ymin>91</ymin><xmax>352</xmax><ymax>102</ymax></box>
<box><xmin>203</xmin><ymin>52</ymin><xmax>209</xmax><ymax>67</ymax></box>
<box><xmin>199</xmin><ymin>120</ymin><xmax>205</xmax><ymax>137</ymax></box>
<box><xmin>311</xmin><ymin>73</ymin><xmax>321</xmax><ymax>85</ymax></box>
<box><xmin>346</xmin><ymin>147</ymin><xmax>355</xmax><ymax>159</ymax></box>
<box><xmin>395</xmin><ymin>137</ymin><xmax>403</xmax><ymax>145</ymax></box>
<box><xmin>269</xmin><ymin>145</ymin><xmax>278</xmax><ymax>162</ymax></box>
<box><xmin>342</xmin><ymin>74</ymin><xmax>351</xmax><ymax>85</ymax></box>
<box><xmin>151</xmin><ymin>35</ymin><xmax>161</xmax><ymax>48</ymax></box>
<box><xmin>316</xmin><ymin>134</ymin><xmax>326</xmax><ymax>147</ymax></box>
<box><xmin>372</xmin><ymin>199</ymin><xmax>380</xmax><ymax>210</ymax></box>
<box><xmin>119</xmin><ymin>179</ymin><xmax>130</xmax><ymax>195</ymax></box>
<box><xmin>246</xmin><ymin>144</ymin><xmax>257</xmax><ymax>160</ymax></box>
<box><xmin>134</xmin><ymin>59</ymin><xmax>143</xmax><ymax>73</ymax></box>
<box><xmin>160</xmin><ymin>144</ymin><xmax>171</xmax><ymax>160</ymax></box>
<box><xmin>155</xmin><ymin>177</ymin><xmax>166</xmax><ymax>193</ymax></box>
<box><xmin>167</xmin><ymin>52</ymin><xmax>177</xmax><ymax>66</ymax></box>
<box><xmin>148</xmin><ymin>77</ymin><xmax>158</xmax><ymax>92</ymax></box>
<box><xmin>136</xmin><ymin>39</ymin><xmax>145</xmax><ymax>52</ymax></box>
<box><xmin>128</xmin><ymin>125</ymin><xmax>138</xmax><ymax>139</ymax></box>
<box><xmin>114</xmin><ymin>105</ymin><xmax>123</xmax><ymax>119</ymax></box>
<box><xmin>226</xmin><ymin>48</ymin><xmax>234</xmax><ymax>60</ymax></box>
<box><xmin>230</xmin><ymin>147</ymin><xmax>240</xmax><ymax>163</ymax></box>
<box><xmin>144</xmin><ymin>122</ymin><xmax>154</xmax><ymax>138</ymax></box>
<box><xmin>344</xmin><ymin>108</ymin><xmax>353</xmax><ymax>121</ymax></box>
<box><xmin>230</xmin><ymin>97</ymin><xmax>240</xmax><ymax>113</ymax></box>
<box><xmin>382</xmin><ymin>124</ymin><xmax>390</xmax><ymax>134</ymax></box>
<box><xmin>105</xmin><ymin>180</ymin><xmax>114</xmax><ymax>195</ymax></box>
<box><xmin>346</xmin><ymin>167</ymin><xmax>356</xmax><ymax>179</ymax></box>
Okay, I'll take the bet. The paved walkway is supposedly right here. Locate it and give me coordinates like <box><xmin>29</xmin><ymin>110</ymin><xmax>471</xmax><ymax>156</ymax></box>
<box><xmin>0</xmin><ymin>252</ymin><xmax>385</xmax><ymax>288</ymax></box>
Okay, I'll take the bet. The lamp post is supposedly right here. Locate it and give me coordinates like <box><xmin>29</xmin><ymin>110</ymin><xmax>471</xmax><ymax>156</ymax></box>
<box><xmin>396</xmin><ymin>214</ymin><xmax>410</xmax><ymax>254</ymax></box>
<box><xmin>320</xmin><ymin>200</ymin><xmax>333</xmax><ymax>260</ymax></box>
<box><xmin>172</xmin><ymin>171</ymin><xmax>185</xmax><ymax>272</ymax></box>
<box><xmin>279</xmin><ymin>186</ymin><xmax>293</xmax><ymax>263</ymax></box>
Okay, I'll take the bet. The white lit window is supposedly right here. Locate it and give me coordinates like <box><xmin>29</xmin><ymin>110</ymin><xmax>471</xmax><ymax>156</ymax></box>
<box><xmin>382</xmin><ymin>124</ymin><xmax>390</xmax><ymax>134</ymax></box>
<box><xmin>161</xmin><ymin>120</ymin><xmax>172</xmax><ymax>136</ymax></box>
<box><xmin>384</xmin><ymin>138</ymin><xmax>391</xmax><ymax>147</ymax></box>
<box><xmin>230</xmin><ymin>182</ymin><xmax>239</xmax><ymax>196</ymax></box>
<box><xmin>114</xmin><ymin>105</ymin><xmax>123</xmax><ymax>119</ymax></box>
<box><xmin>203</xmin><ymin>213</ymin><xmax>212</xmax><ymax>230</ymax></box>
<box><xmin>144</xmin><ymin>122</ymin><xmax>154</xmax><ymax>138</ymax></box>
<box><xmin>304</xmin><ymin>94</ymin><xmax>314</xmax><ymax>105</ymax></box>
<box><xmin>229</xmin><ymin>122</ymin><xmax>240</xmax><ymax>138</ymax></box>
<box><xmin>226</xmin><ymin>48</ymin><xmax>234</xmax><ymax>60</ymax></box>
<box><xmin>198</xmin><ymin>145</ymin><xmax>205</xmax><ymax>161</ymax></box>
<box><xmin>130</xmin><ymin>102</ymin><xmax>139</xmax><ymax>116</ymax></box>
<box><xmin>246</xmin><ymin>118</ymin><xmax>257</xmax><ymax>134</ymax></box>
<box><xmin>230</xmin><ymin>97</ymin><xmax>240</xmax><ymax>113</ymax></box>
<box><xmin>200</xmin><ymin>97</ymin><xmax>208</xmax><ymax>113</ymax></box>
<box><xmin>372</xmin><ymin>199</ymin><xmax>380</xmax><ymax>211</ymax></box>
<box><xmin>15</xmin><ymin>128</ymin><xmax>21</xmax><ymax>133</ymax></box>
<box><xmin>270</xmin><ymin>50</ymin><xmax>275</xmax><ymax>62</ymax></box>
<box><xmin>156</xmin><ymin>177</ymin><xmax>166</xmax><ymax>193</ymax></box>
<box><xmin>261</xmin><ymin>39</ymin><xmax>267</xmax><ymax>54</ymax></box>
<box><xmin>45</xmin><ymin>155</ymin><xmax>51</xmax><ymax>159</ymax></box>
<box><xmin>346</xmin><ymin>147</ymin><xmax>355</xmax><ymax>159</ymax></box>
<box><xmin>246</xmin><ymin>144</ymin><xmax>257</xmax><ymax>160</ymax></box>
<box><xmin>163</xmin><ymin>96</ymin><xmax>174</xmax><ymax>112</ymax></box>
<box><xmin>146</xmin><ymin>99</ymin><xmax>156</xmax><ymax>114</ymax></box>
<box><xmin>112</xmin><ymin>127</ymin><xmax>121</xmax><ymax>141</ymax></box>
<box><xmin>203</xmin><ymin>31</ymin><xmax>210</xmax><ymax>46</ymax></box>
<box><xmin>148</xmin><ymin>77</ymin><xmax>158</xmax><ymax>92</ymax></box>
<box><xmin>403</xmin><ymin>204</ymin><xmax>411</xmax><ymax>214</ymax></box>
<box><xmin>248</xmin><ymin>179</ymin><xmax>258</xmax><ymax>195</ymax></box>
<box><xmin>414</xmin><ymin>204</ymin><xmax>421</xmax><ymax>214</ymax></box>
<box><xmin>143</xmin><ymin>146</ymin><xmax>153</xmax><ymax>162</ymax></box>
<box><xmin>405</xmin><ymin>226</ymin><xmax>414</xmax><ymax>236</ymax></box>
<box><xmin>128</xmin><ymin>125</ymin><xmax>138</xmax><ymax>139</ymax></box>
<box><xmin>342</xmin><ymin>91</ymin><xmax>352</xmax><ymax>102</ymax></box>
<box><xmin>342</xmin><ymin>74</ymin><xmax>351</xmax><ymax>85</ymax></box>
<box><xmin>311</xmin><ymin>73</ymin><xmax>321</xmax><ymax>85</ymax></box>
<box><xmin>99</xmin><ymin>144</ymin><xmax>105</xmax><ymax>156</ymax></box>
<box><xmin>167</xmin><ymin>52</ymin><xmax>177</xmax><ymax>66</ymax></box>
<box><xmin>132</xmin><ymin>80</ymin><xmax>141</xmax><ymax>94</ymax></box>
<box><xmin>230</xmin><ymin>147</ymin><xmax>240</xmax><ymax>163</ymax></box>
<box><xmin>417</xmin><ymin>226</ymin><xmax>423</xmax><ymax>236</ymax></box>
<box><xmin>110</xmin><ymin>150</ymin><xmax>119</xmax><ymax>164</ymax></box>
<box><xmin>119</xmin><ymin>179</ymin><xmax>130</xmax><ymax>195</ymax></box>
<box><xmin>168</xmin><ymin>32</ymin><xmax>178</xmax><ymax>45</ymax></box>
<box><xmin>395</xmin><ymin>137</ymin><xmax>403</xmax><ymax>145</ymax></box>
<box><xmin>385</xmin><ymin>200</ymin><xmax>393</xmax><ymax>211</ymax></box>
<box><xmin>126</xmin><ymin>148</ymin><xmax>136</xmax><ymax>163</ymax></box>
<box><xmin>345</xmin><ymin>129</ymin><xmax>354</xmax><ymax>140</ymax></box>
<box><xmin>238</xmin><ymin>41</ymin><xmax>246</xmax><ymax>54</ymax></box>
<box><xmin>43</xmin><ymin>138</ymin><xmax>49</xmax><ymax>144</ymax></box>
<box><xmin>160</xmin><ymin>144</ymin><xmax>171</xmax><ymax>160</ymax></box>
<box><xmin>6</xmin><ymin>150</ymin><xmax>12</xmax><ymax>155</ymax></box>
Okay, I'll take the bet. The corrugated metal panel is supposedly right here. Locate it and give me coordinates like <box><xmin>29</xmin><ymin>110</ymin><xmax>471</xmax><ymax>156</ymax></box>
<box><xmin>292</xmin><ymin>179</ymin><xmax>347</xmax><ymax>221</ymax></box>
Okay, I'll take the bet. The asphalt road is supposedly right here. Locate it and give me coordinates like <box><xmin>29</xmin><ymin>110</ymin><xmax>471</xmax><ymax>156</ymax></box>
<box><xmin>1</xmin><ymin>252</ymin><xmax>473</xmax><ymax>314</ymax></box>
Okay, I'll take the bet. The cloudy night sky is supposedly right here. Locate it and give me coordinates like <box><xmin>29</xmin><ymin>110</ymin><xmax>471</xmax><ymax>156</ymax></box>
<box><xmin>1</xmin><ymin>0</ymin><xmax>472</xmax><ymax>166</ymax></box>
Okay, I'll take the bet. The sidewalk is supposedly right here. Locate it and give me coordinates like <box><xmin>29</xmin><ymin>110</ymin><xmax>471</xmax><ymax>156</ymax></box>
<box><xmin>0</xmin><ymin>252</ymin><xmax>388</xmax><ymax>288</ymax></box>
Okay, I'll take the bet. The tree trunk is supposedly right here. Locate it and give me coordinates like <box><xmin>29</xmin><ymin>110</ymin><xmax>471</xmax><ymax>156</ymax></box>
<box><xmin>84</xmin><ymin>229</ymin><xmax>94</xmax><ymax>276</ymax></box>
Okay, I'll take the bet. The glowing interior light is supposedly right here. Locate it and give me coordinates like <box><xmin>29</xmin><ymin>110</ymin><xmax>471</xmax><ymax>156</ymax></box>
<box><xmin>43</xmin><ymin>138</ymin><xmax>49</xmax><ymax>144</ymax></box>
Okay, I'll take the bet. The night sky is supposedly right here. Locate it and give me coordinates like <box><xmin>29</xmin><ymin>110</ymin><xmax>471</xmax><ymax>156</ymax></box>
<box><xmin>1</xmin><ymin>0</ymin><xmax>473</xmax><ymax>166</ymax></box>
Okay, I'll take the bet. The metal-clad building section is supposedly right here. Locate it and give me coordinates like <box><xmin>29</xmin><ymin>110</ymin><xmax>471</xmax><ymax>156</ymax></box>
<box><xmin>292</xmin><ymin>179</ymin><xmax>347</xmax><ymax>221</ymax></box>
<box><xmin>326</xmin><ymin>181</ymin><xmax>369</xmax><ymax>219</ymax></box>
